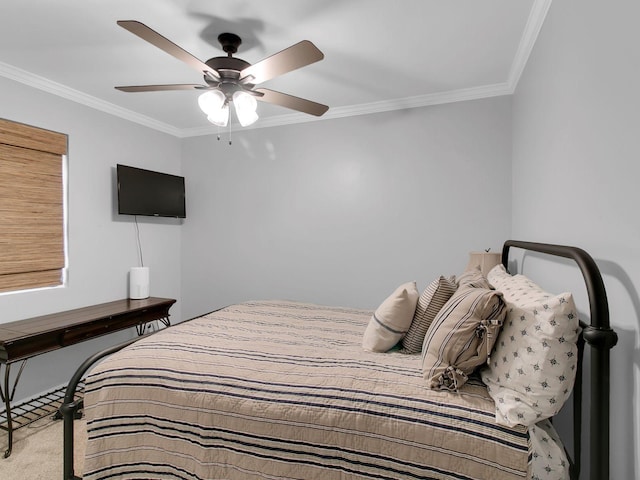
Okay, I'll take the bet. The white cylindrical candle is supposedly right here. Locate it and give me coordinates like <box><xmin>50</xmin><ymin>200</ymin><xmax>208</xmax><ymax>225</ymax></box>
<box><xmin>129</xmin><ymin>267</ymin><xmax>150</xmax><ymax>299</ymax></box>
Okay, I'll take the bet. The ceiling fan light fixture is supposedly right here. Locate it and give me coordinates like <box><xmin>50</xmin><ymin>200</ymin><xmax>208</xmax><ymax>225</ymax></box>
<box><xmin>207</xmin><ymin>104</ymin><xmax>229</xmax><ymax>127</ymax></box>
<box><xmin>233</xmin><ymin>91</ymin><xmax>259</xmax><ymax>127</ymax></box>
<box><xmin>198</xmin><ymin>90</ymin><xmax>225</xmax><ymax>116</ymax></box>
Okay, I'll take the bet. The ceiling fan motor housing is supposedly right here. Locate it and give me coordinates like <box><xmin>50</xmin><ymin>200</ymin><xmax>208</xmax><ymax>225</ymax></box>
<box><xmin>204</xmin><ymin>56</ymin><xmax>253</xmax><ymax>96</ymax></box>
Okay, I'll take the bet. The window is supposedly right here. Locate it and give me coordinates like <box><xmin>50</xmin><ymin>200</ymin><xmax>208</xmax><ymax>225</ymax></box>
<box><xmin>0</xmin><ymin>118</ymin><xmax>67</xmax><ymax>293</ymax></box>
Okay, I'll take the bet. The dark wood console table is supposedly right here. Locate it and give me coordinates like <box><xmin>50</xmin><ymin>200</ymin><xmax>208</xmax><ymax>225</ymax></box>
<box><xmin>0</xmin><ymin>297</ymin><xmax>176</xmax><ymax>458</ymax></box>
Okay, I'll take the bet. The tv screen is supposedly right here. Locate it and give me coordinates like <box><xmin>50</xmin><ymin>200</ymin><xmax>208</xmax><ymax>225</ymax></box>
<box><xmin>117</xmin><ymin>164</ymin><xmax>186</xmax><ymax>218</ymax></box>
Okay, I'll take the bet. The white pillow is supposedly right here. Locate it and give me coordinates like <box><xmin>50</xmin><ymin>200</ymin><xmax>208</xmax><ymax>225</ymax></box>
<box><xmin>481</xmin><ymin>264</ymin><xmax>581</xmax><ymax>427</ymax></box>
<box><xmin>362</xmin><ymin>281</ymin><xmax>420</xmax><ymax>352</ymax></box>
<box><xmin>530</xmin><ymin>419</ymin><xmax>570</xmax><ymax>480</ymax></box>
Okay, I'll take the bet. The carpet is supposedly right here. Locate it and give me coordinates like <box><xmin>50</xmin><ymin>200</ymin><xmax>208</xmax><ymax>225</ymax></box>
<box><xmin>0</xmin><ymin>416</ymin><xmax>86</xmax><ymax>480</ymax></box>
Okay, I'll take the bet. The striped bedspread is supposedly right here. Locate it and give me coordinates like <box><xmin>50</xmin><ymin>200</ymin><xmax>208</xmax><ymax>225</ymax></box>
<box><xmin>83</xmin><ymin>300</ymin><xmax>531</xmax><ymax>480</ymax></box>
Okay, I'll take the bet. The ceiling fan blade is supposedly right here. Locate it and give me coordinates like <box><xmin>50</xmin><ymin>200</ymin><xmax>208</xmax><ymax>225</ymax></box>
<box><xmin>254</xmin><ymin>88</ymin><xmax>328</xmax><ymax>117</ymax></box>
<box><xmin>116</xmin><ymin>84</ymin><xmax>210</xmax><ymax>92</ymax></box>
<box><xmin>240</xmin><ymin>41</ymin><xmax>324</xmax><ymax>85</ymax></box>
<box><xmin>117</xmin><ymin>20</ymin><xmax>220</xmax><ymax>81</ymax></box>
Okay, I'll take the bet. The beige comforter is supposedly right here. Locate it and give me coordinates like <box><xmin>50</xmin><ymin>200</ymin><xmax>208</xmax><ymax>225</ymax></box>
<box><xmin>83</xmin><ymin>300</ymin><xmax>531</xmax><ymax>480</ymax></box>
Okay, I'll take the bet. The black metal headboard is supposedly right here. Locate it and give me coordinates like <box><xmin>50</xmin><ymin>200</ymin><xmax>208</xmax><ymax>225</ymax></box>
<box><xmin>501</xmin><ymin>240</ymin><xmax>618</xmax><ymax>480</ymax></box>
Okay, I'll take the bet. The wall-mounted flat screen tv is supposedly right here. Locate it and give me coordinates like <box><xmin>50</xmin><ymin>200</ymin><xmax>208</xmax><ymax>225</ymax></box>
<box><xmin>117</xmin><ymin>164</ymin><xmax>186</xmax><ymax>218</ymax></box>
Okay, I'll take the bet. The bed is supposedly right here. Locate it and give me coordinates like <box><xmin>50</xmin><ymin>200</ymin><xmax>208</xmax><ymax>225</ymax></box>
<box><xmin>61</xmin><ymin>240</ymin><xmax>618</xmax><ymax>480</ymax></box>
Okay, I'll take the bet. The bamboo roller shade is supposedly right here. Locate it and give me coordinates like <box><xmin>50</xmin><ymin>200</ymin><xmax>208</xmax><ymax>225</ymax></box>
<box><xmin>0</xmin><ymin>118</ymin><xmax>67</xmax><ymax>293</ymax></box>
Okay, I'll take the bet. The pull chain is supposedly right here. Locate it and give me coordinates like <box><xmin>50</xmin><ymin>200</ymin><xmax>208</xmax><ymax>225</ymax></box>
<box><xmin>214</xmin><ymin>121</ymin><xmax>232</xmax><ymax>146</ymax></box>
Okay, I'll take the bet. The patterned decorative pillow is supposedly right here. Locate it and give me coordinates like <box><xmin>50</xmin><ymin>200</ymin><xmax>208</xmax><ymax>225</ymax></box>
<box><xmin>481</xmin><ymin>264</ymin><xmax>581</xmax><ymax>427</ymax></box>
<box><xmin>400</xmin><ymin>276</ymin><xmax>457</xmax><ymax>353</ymax></box>
<box><xmin>529</xmin><ymin>419</ymin><xmax>570</xmax><ymax>480</ymax></box>
<box><xmin>421</xmin><ymin>286</ymin><xmax>506</xmax><ymax>391</ymax></box>
<box><xmin>487</xmin><ymin>264</ymin><xmax>548</xmax><ymax>299</ymax></box>
<box><xmin>362</xmin><ymin>281</ymin><xmax>420</xmax><ymax>352</ymax></box>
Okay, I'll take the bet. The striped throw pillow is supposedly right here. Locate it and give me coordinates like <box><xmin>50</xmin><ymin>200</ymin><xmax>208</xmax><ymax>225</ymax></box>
<box><xmin>400</xmin><ymin>276</ymin><xmax>457</xmax><ymax>353</ymax></box>
<box><xmin>422</xmin><ymin>286</ymin><xmax>506</xmax><ymax>391</ymax></box>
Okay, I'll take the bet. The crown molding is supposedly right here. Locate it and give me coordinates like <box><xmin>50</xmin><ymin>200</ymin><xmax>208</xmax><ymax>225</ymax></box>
<box><xmin>0</xmin><ymin>1</ymin><xmax>551</xmax><ymax>138</ymax></box>
<box><xmin>507</xmin><ymin>0</ymin><xmax>553</xmax><ymax>92</ymax></box>
<box><xmin>0</xmin><ymin>60</ymin><xmax>182</xmax><ymax>136</ymax></box>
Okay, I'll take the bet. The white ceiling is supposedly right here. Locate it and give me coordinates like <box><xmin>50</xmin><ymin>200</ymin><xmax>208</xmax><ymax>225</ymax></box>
<box><xmin>0</xmin><ymin>0</ymin><xmax>550</xmax><ymax>137</ymax></box>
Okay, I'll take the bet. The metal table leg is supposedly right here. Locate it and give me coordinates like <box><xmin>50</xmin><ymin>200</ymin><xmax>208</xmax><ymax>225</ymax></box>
<box><xmin>135</xmin><ymin>316</ymin><xmax>171</xmax><ymax>336</ymax></box>
<box><xmin>0</xmin><ymin>360</ymin><xmax>27</xmax><ymax>458</ymax></box>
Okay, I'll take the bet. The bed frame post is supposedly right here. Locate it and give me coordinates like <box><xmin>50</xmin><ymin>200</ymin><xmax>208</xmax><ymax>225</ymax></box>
<box><xmin>501</xmin><ymin>240</ymin><xmax>618</xmax><ymax>480</ymax></box>
<box><xmin>60</xmin><ymin>336</ymin><xmax>144</xmax><ymax>480</ymax></box>
<box><xmin>582</xmin><ymin>330</ymin><xmax>616</xmax><ymax>479</ymax></box>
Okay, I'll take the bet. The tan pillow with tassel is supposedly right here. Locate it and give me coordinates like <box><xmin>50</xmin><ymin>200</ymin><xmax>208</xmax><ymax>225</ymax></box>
<box><xmin>421</xmin><ymin>286</ymin><xmax>506</xmax><ymax>391</ymax></box>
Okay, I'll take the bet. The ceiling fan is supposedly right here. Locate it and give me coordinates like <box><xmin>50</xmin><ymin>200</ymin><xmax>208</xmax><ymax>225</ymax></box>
<box><xmin>115</xmin><ymin>20</ymin><xmax>329</xmax><ymax>127</ymax></box>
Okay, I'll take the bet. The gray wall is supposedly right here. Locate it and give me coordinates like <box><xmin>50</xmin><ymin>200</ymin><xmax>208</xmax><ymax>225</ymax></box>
<box><xmin>180</xmin><ymin>96</ymin><xmax>512</xmax><ymax>320</ymax></box>
<box><xmin>0</xmin><ymin>74</ymin><xmax>513</xmax><ymax>406</ymax></box>
<box><xmin>0</xmin><ymin>76</ymin><xmax>183</xmax><ymax>400</ymax></box>
<box><xmin>511</xmin><ymin>0</ymin><xmax>640</xmax><ymax>478</ymax></box>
